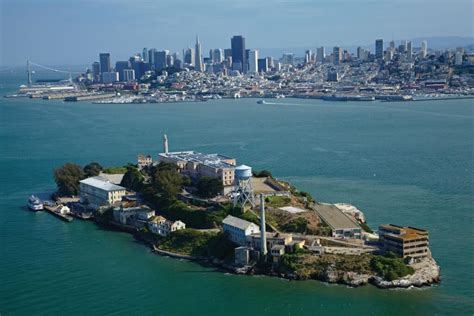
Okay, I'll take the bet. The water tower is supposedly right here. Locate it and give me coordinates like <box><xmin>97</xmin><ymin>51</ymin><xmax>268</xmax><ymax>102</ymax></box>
<box><xmin>232</xmin><ymin>165</ymin><xmax>255</xmax><ymax>208</ymax></box>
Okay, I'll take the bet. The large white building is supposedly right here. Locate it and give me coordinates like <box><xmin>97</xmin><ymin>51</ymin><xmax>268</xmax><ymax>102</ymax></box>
<box><xmin>222</xmin><ymin>215</ymin><xmax>260</xmax><ymax>246</ymax></box>
<box><xmin>248</xmin><ymin>50</ymin><xmax>259</xmax><ymax>73</ymax></box>
<box><xmin>79</xmin><ymin>176</ymin><xmax>127</xmax><ymax>210</ymax></box>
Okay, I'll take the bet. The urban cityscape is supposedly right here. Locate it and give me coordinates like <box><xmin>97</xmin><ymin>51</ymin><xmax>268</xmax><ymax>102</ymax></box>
<box><xmin>10</xmin><ymin>35</ymin><xmax>474</xmax><ymax>103</ymax></box>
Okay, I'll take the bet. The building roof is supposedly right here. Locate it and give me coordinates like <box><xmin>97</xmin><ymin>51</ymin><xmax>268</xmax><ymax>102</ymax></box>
<box><xmin>379</xmin><ymin>224</ymin><xmax>428</xmax><ymax>241</ymax></box>
<box><xmin>222</xmin><ymin>215</ymin><xmax>257</xmax><ymax>231</ymax></box>
<box><xmin>99</xmin><ymin>172</ymin><xmax>125</xmax><ymax>185</ymax></box>
<box><xmin>159</xmin><ymin>151</ymin><xmax>235</xmax><ymax>169</ymax></box>
<box><xmin>313</xmin><ymin>203</ymin><xmax>360</xmax><ymax>230</ymax></box>
<box><xmin>80</xmin><ymin>176</ymin><xmax>126</xmax><ymax>192</ymax></box>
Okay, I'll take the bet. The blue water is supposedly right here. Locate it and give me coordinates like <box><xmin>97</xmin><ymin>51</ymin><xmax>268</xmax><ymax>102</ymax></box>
<box><xmin>0</xmin><ymin>71</ymin><xmax>473</xmax><ymax>315</ymax></box>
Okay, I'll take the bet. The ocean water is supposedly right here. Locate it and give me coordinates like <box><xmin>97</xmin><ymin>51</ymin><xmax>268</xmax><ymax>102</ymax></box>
<box><xmin>0</xmin><ymin>71</ymin><xmax>473</xmax><ymax>315</ymax></box>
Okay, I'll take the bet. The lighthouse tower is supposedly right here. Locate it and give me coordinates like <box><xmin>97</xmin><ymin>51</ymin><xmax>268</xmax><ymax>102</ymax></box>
<box><xmin>163</xmin><ymin>134</ymin><xmax>169</xmax><ymax>154</ymax></box>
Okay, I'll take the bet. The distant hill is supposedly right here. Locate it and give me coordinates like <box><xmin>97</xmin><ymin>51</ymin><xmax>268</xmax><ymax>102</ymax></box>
<box><xmin>259</xmin><ymin>36</ymin><xmax>474</xmax><ymax>57</ymax></box>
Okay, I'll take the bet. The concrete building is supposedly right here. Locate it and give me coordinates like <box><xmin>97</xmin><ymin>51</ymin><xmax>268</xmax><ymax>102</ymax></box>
<box><xmin>92</xmin><ymin>62</ymin><xmax>100</xmax><ymax>82</ymax></box>
<box><xmin>79</xmin><ymin>176</ymin><xmax>127</xmax><ymax>210</ymax></box>
<box><xmin>248</xmin><ymin>232</ymin><xmax>293</xmax><ymax>251</ymax></box>
<box><xmin>421</xmin><ymin>40</ymin><xmax>428</xmax><ymax>58</ymax></box>
<box><xmin>149</xmin><ymin>216</ymin><xmax>186</xmax><ymax>236</ymax></box>
<box><xmin>99</xmin><ymin>53</ymin><xmax>111</xmax><ymax>74</ymax></box>
<box><xmin>158</xmin><ymin>151</ymin><xmax>236</xmax><ymax>190</ymax></box>
<box><xmin>333</xmin><ymin>47</ymin><xmax>342</xmax><ymax>65</ymax></box>
<box><xmin>113</xmin><ymin>205</ymin><xmax>155</xmax><ymax>227</ymax></box>
<box><xmin>313</xmin><ymin>203</ymin><xmax>362</xmax><ymax>239</ymax></box>
<box><xmin>248</xmin><ymin>50</ymin><xmax>259</xmax><ymax>73</ymax></box>
<box><xmin>378</xmin><ymin>224</ymin><xmax>430</xmax><ymax>259</ymax></box>
<box><xmin>258</xmin><ymin>58</ymin><xmax>268</xmax><ymax>73</ymax></box>
<box><xmin>123</xmin><ymin>69</ymin><xmax>135</xmax><ymax>82</ymax></box>
<box><xmin>115</xmin><ymin>61</ymin><xmax>130</xmax><ymax>81</ymax></box>
<box><xmin>222</xmin><ymin>215</ymin><xmax>260</xmax><ymax>246</ymax></box>
<box><xmin>137</xmin><ymin>154</ymin><xmax>153</xmax><ymax>170</ymax></box>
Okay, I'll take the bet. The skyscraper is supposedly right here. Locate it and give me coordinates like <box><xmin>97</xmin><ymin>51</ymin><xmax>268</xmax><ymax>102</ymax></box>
<box><xmin>375</xmin><ymin>39</ymin><xmax>384</xmax><ymax>60</ymax></box>
<box><xmin>421</xmin><ymin>40</ymin><xmax>428</xmax><ymax>58</ymax></box>
<box><xmin>142</xmin><ymin>48</ymin><xmax>148</xmax><ymax>63</ymax></box>
<box><xmin>316</xmin><ymin>46</ymin><xmax>325</xmax><ymax>62</ymax></box>
<box><xmin>211</xmin><ymin>48</ymin><xmax>223</xmax><ymax>63</ymax></box>
<box><xmin>92</xmin><ymin>62</ymin><xmax>100</xmax><ymax>82</ymax></box>
<box><xmin>231</xmin><ymin>35</ymin><xmax>246</xmax><ymax>73</ymax></box>
<box><xmin>154</xmin><ymin>50</ymin><xmax>169</xmax><ymax>71</ymax></box>
<box><xmin>407</xmin><ymin>41</ymin><xmax>413</xmax><ymax>61</ymax></box>
<box><xmin>115</xmin><ymin>61</ymin><xmax>130</xmax><ymax>81</ymax></box>
<box><xmin>183</xmin><ymin>48</ymin><xmax>195</xmax><ymax>66</ymax></box>
<box><xmin>148</xmin><ymin>48</ymin><xmax>157</xmax><ymax>67</ymax></box>
<box><xmin>194</xmin><ymin>35</ymin><xmax>203</xmax><ymax>72</ymax></box>
<box><xmin>257</xmin><ymin>58</ymin><xmax>268</xmax><ymax>73</ymax></box>
<box><xmin>248</xmin><ymin>50</ymin><xmax>258</xmax><ymax>73</ymax></box>
<box><xmin>333</xmin><ymin>47</ymin><xmax>342</xmax><ymax>65</ymax></box>
<box><xmin>99</xmin><ymin>53</ymin><xmax>111</xmax><ymax>74</ymax></box>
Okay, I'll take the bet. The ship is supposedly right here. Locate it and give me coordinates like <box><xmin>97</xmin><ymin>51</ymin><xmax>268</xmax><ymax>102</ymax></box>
<box><xmin>27</xmin><ymin>195</ymin><xmax>44</xmax><ymax>211</ymax></box>
<box><xmin>257</xmin><ymin>99</ymin><xmax>267</xmax><ymax>104</ymax></box>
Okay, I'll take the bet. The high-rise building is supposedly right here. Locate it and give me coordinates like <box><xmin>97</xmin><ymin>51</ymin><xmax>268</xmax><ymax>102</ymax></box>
<box><xmin>142</xmin><ymin>48</ymin><xmax>148</xmax><ymax>63</ymax></box>
<box><xmin>224</xmin><ymin>48</ymin><xmax>232</xmax><ymax>59</ymax></box>
<box><xmin>257</xmin><ymin>58</ymin><xmax>268</xmax><ymax>73</ymax></box>
<box><xmin>305</xmin><ymin>50</ymin><xmax>312</xmax><ymax>64</ymax></box>
<box><xmin>389</xmin><ymin>40</ymin><xmax>395</xmax><ymax>50</ymax></box>
<box><xmin>154</xmin><ymin>51</ymin><xmax>169</xmax><ymax>71</ymax></box>
<box><xmin>375</xmin><ymin>39</ymin><xmax>384</xmax><ymax>60</ymax></box>
<box><xmin>211</xmin><ymin>48</ymin><xmax>223</xmax><ymax>63</ymax></box>
<box><xmin>92</xmin><ymin>62</ymin><xmax>100</xmax><ymax>82</ymax></box>
<box><xmin>195</xmin><ymin>35</ymin><xmax>203</xmax><ymax>72</ymax></box>
<box><xmin>266</xmin><ymin>57</ymin><xmax>274</xmax><ymax>69</ymax></box>
<box><xmin>231</xmin><ymin>35</ymin><xmax>246</xmax><ymax>73</ymax></box>
<box><xmin>421</xmin><ymin>40</ymin><xmax>428</xmax><ymax>58</ymax></box>
<box><xmin>455</xmin><ymin>47</ymin><xmax>464</xmax><ymax>65</ymax></box>
<box><xmin>248</xmin><ymin>50</ymin><xmax>258</xmax><ymax>73</ymax></box>
<box><xmin>99</xmin><ymin>53</ymin><xmax>111</xmax><ymax>74</ymax></box>
<box><xmin>148</xmin><ymin>48</ymin><xmax>157</xmax><ymax>67</ymax></box>
<box><xmin>282</xmin><ymin>53</ymin><xmax>294</xmax><ymax>65</ymax></box>
<box><xmin>407</xmin><ymin>41</ymin><xmax>413</xmax><ymax>61</ymax></box>
<box><xmin>333</xmin><ymin>47</ymin><xmax>342</xmax><ymax>65</ymax></box>
<box><xmin>183</xmin><ymin>48</ymin><xmax>195</xmax><ymax>66</ymax></box>
<box><xmin>132</xmin><ymin>61</ymin><xmax>148</xmax><ymax>81</ymax></box>
<box><xmin>316</xmin><ymin>46</ymin><xmax>325</xmax><ymax>62</ymax></box>
<box><xmin>115</xmin><ymin>61</ymin><xmax>130</xmax><ymax>82</ymax></box>
<box><xmin>102</xmin><ymin>71</ymin><xmax>119</xmax><ymax>84</ymax></box>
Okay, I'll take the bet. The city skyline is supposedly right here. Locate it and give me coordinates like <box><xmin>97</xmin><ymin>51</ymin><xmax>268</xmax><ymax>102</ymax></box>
<box><xmin>1</xmin><ymin>0</ymin><xmax>473</xmax><ymax>66</ymax></box>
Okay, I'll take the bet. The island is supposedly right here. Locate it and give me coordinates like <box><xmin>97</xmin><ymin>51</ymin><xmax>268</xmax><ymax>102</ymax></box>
<box><xmin>39</xmin><ymin>135</ymin><xmax>440</xmax><ymax>289</ymax></box>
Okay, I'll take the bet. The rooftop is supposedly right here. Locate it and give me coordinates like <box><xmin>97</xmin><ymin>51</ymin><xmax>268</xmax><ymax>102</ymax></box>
<box><xmin>313</xmin><ymin>203</ymin><xmax>360</xmax><ymax>230</ymax></box>
<box><xmin>160</xmin><ymin>151</ymin><xmax>235</xmax><ymax>169</ymax></box>
<box><xmin>223</xmin><ymin>215</ymin><xmax>258</xmax><ymax>231</ymax></box>
<box><xmin>80</xmin><ymin>176</ymin><xmax>126</xmax><ymax>192</ymax></box>
<box><xmin>379</xmin><ymin>224</ymin><xmax>429</xmax><ymax>240</ymax></box>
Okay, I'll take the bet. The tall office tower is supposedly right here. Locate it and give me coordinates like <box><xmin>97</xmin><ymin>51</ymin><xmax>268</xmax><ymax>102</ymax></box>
<box><xmin>375</xmin><ymin>39</ymin><xmax>384</xmax><ymax>60</ymax></box>
<box><xmin>194</xmin><ymin>35</ymin><xmax>203</xmax><ymax>72</ymax></box>
<box><xmin>148</xmin><ymin>48</ymin><xmax>157</xmax><ymax>67</ymax></box>
<box><xmin>115</xmin><ymin>61</ymin><xmax>130</xmax><ymax>81</ymax></box>
<box><xmin>333</xmin><ymin>46</ymin><xmax>342</xmax><ymax>65</ymax></box>
<box><xmin>421</xmin><ymin>40</ymin><xmax>428</xmax><ymax>58</ymax></box>
<box><xmin>248</xmin><ymin>50</ymin><xmax>258</xmax><ymax>73</ymax></box>
<box><xmin>92</xmin><ymin>62</ymin><xmax>100</xmax><ymax>82</ymax></box>
<box><xmin>183</xmin><ymin>48</ymin><xmax>195</xmax><ymax>66</ymax></box>
<box><xmin>385</xmin><ymin>49</ymin><xmax>394</xmax><ymax>61</ymax></box>
<box><xmin>231</xmin><ymin>35</ymin><xmax>246</xmax><ymax>73</ymax></box>
<box><xmin>154</xmin><ymin>51</ymin><xmax>168</xmax><ymax>71</ymax></box>
<box><xmin>316</xmin><ymin>46</ymin><xmax>325</xmax><ymax>62</ymax></box>
<box><xmin>389</xmin><ymin>40</ymin><xmax>395</xmax><ymax>50</ymax></box>
<box><xmin>212</xmin><ymin>48</ymin><xmax>223</xmax><ymax>63</ymax></box>
<box><xmin>142</xmin><ymin>48</ymin><xmax>148</xmax><ymax>63</ymax></box>
<box><xmin>166</xmin><ymin>54</ymin><xmax>174</xmax><ymax>67</ymax></box>
<box><xmin>266</xmin><ymin>57</ymin><xmax>273</xmax><ymax>69</ymax></box>
<box><xmin>257</xmin><ymin>58</ymin><xmax>268</xmax><ymax>73</ymax></box>
<box><xmin>305</xmin><ymin>50</ymin><xmax>312</xmax><ymax>64</ymax></box>
<box><xmin>455</xmin><ymin>47</ymin><xmax>464</xmax><ymax>65</ymax></box>
<box><xmin>133</xmin><ymin>60</ymin><xmax>148</xmax><ymax>80</ymax></box>
<box><xmin>407</xmin><ymin>41</ymin><xmax>413</xmax><ymax>61</ymax></box>
<box><xmin>357</xmin><ymin>46</ymin><xmax>362</xmax><ymax>59</ymax></box>
<box><xmin>401</xmin><ymin>40</ymin><xmax>408</xmax><ymax>52</ymax></box>
<box><xmin>99</xmin><ymin>53</ymin><xmax>111</xmax><ymax>74</ymax></box>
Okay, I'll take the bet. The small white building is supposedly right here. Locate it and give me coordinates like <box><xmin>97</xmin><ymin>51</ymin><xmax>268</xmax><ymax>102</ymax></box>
<box><xmin>222</xmin><ymin>215</ymin><xmax>260</xmax><ymax>246</ymax></box>
<box><xmin>79</xmin><ymin>176</ymin><xmax>127</xmax><ymax>210</ymax></box>
<box><xmin>149</xmin><ymin>216</ymin><xmax>186</xmax><ymax>236</ymax></box>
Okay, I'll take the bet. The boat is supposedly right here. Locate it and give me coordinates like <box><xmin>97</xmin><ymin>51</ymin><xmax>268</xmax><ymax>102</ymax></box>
<box><xmin>257</xmin><ymin>99</ymin><xmax>267</xmax><ymax>104</ymax></box>
<box><xmin>27</xmin><ymin>195</ymin><xmax>44</xmax><ymax>211</ymax></box>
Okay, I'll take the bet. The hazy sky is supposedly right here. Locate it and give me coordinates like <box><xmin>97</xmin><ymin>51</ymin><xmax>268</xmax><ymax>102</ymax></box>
<box><xmin>1</xmin><ymin>0</ymin><xmax>473</xmax><ymax>65</ymax></box>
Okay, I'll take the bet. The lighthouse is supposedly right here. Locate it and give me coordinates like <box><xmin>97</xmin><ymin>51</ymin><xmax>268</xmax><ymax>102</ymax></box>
<box><xmin>163</xmin><ymin>134</ymin><xmax>169</xmax><ymax>154</ymax></box>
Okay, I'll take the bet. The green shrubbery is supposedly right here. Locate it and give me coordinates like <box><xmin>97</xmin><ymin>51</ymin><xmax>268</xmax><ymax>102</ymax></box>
<box><xmin>282</xmin><ymin>217</ymin><xmax>308</xmax><ymax>233</ymax></box>
<box><xmin>265</xmin><ymin>196</ymin><xmax>291</xmax><ymax>207</ymax></box>
<box><xmin>370</xmin><ymin>252</ymin><xmax>414</xmax><ymax>281</ymax></box>
<box><xmin>159</xmin><ymin>229</ymin><xmax>235</xmax><ymax>260</ymax></box>
<box><xmin>103</xmin><ymin>166</ymin><xmax>128</xmax><ymax>174</ymax></box>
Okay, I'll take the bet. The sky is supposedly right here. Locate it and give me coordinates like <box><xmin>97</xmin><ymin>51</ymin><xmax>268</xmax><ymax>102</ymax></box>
<box><xmin>1</xmin><ymin>0</ymin><xmax>473</xmax><ymax>66</ymax></box>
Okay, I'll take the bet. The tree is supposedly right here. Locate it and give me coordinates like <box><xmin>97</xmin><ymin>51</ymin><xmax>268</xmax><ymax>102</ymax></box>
<box><xmin>253</xmin><ymin>170</ymin><xmax>273</xmax><ymax>178</ymax></box>
<box><xmin>151</xmin><ymin>168</ymin><xmax>184</xmax><ymax>205</ymax></box>
<box><xmin>83</xmin><ymin>162</ymin><xmax>103</xmax><ymax>178</ymax></box>
<box><xmin>121</xmin><ymin>166</ymin><xmax>144</xmax><ymax>192</ymax></box>
<box><xmin>54</xmin><ymin>163</ymin><xmax>84</xmax><ymax>196</ymax></box>
<box><xmin>196</xmin><ymin>177</ymin><xmax>223</xmax><ymax>198</ymax></box>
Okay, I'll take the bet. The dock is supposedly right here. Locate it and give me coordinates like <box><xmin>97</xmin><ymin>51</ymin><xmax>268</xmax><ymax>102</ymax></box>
<box><xmin>43</xmin><ymin>205</ymin><xmax>74</xmax><ymax>222</ymax></box>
